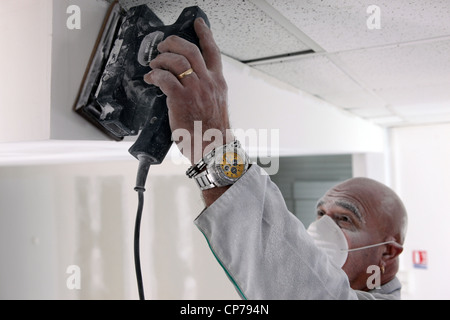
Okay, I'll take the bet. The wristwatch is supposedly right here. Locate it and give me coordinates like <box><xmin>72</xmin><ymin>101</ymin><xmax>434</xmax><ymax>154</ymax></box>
<box><xmin>186</xmin><ymin>140</ymin><xmax>249</xmax><ymax>190</ymax></box>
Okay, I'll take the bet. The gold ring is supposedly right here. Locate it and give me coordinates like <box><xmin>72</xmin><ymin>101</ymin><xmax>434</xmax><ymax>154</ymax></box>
<box><xmin>177</xmin><ymin>68</ymin><xmax>194</xmax><ymax>80</ymax></box>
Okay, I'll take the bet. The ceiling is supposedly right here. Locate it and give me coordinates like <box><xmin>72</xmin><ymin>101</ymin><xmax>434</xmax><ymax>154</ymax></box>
<box><xmin>112</xmin><ymin>0</ymin><xmax>450</xmax><ymax>127</ymax></box>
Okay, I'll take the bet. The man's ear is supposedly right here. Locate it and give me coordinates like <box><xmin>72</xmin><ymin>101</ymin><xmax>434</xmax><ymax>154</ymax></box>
<box><xmin>381</xmin><ymin>240</ymin><xmax>403</xmax><ymax>266</ymax></box>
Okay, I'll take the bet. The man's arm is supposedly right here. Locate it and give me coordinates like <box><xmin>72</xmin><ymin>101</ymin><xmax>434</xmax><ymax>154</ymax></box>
<box><xmin>144</xmin><ymin>18</ymin><xmax>232</xmax><ymax>164</ymax></box>
<box><xmin>144</xmin><ymin>18</ymin><xmax>232</xmax><ymax>207</ymax></box>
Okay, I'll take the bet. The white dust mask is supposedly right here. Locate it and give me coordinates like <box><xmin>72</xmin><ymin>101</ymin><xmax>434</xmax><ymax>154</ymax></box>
<box><xmin>306</xmin><ymin>215</ymin><xmax>400</xmax><ymax>269</ymax></box>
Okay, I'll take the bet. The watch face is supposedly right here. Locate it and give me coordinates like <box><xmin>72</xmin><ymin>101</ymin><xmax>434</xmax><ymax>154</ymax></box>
<box><xmin>220</xmin><ymin>151</ymin><xmax>246</xmax><ymax>180</ymax></box>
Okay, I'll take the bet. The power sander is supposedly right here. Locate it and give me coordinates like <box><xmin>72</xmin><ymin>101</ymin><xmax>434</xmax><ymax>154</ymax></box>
<box><xmin>73</xmin><ymin>0</ymin><xmax>210</xmax><ymax>300</ymax></box>
<box><xmin>74</xmin><ymin>0</ymin><xmax>209</xmax><ymax>162</ymax></box>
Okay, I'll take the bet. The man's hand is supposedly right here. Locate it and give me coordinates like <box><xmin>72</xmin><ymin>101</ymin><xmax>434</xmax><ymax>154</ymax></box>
<box><xmin>144</xmin><ymin>18</ymin><xmax>233</xmax><ymax>165</ymax></box>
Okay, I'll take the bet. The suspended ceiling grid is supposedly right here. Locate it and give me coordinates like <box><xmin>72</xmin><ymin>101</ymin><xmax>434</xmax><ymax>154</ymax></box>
<box><xmin>112</xmin><ymin>0</ymin><xmax>450</xmax><ymax>127</ymax></box>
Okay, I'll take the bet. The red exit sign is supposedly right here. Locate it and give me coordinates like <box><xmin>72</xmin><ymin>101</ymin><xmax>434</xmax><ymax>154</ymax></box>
<box><xmin>412</xmin><ymin>250</ymin><xmax>428</xmax><ymax>269</ymax></box>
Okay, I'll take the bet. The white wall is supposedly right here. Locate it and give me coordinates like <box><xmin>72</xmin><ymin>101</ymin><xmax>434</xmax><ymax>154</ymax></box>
<box><xmin>0</xmin><ymin>160</ymin><xmax>240</xmax><ymax>299</ymax></box>
<box><xmin>390</xmin><ymin>123</ymin><xmax>450</xmax><ymax>299</ymax></box>
<box><xmin>0</xmin><ymin>0</ymin><xmax>52</xmax><ymax>142</ymax></box>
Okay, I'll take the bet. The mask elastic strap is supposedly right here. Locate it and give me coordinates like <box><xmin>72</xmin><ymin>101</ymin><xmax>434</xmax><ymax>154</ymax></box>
<box><xmin>343</xmin><ymin>240</ymin><xmax>402</xmax><ymax>252</ymax></box>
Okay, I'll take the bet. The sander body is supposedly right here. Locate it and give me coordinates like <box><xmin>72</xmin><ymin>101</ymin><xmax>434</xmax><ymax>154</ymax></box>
<box><xmin>74</xmin><ymin>1</ymin><xmax>210</xmax><ymax>163</ymax></box>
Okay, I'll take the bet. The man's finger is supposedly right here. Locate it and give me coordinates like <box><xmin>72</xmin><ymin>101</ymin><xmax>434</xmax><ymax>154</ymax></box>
<box><xmin>149</xmin><ymin>52</ymin><xmax>199</xmax><ymax>84</ymax></box>
<box><xmin>150</xmin><ymin>52</ymin><xmax>191</xmax><ymax>73</ymax></box>
<box><xmin>194</xmin><ymin>18</ymin><xmax>223</xmax><ymax>73</ymax></box>
<box><xmin>143</xmin><ymin>69</ymin><xmax>183</xmax><ymax>96</ymax></box>
<box><xmin>157</xmin><ymin>35</ymin><xmax>208</xmax><ymax>78</ymax></box>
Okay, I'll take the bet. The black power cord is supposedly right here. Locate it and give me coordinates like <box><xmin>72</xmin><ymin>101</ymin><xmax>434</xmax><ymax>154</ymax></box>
<box><xmin>133</xmin><ymin>155</ymin><xmax>152</xmax><ymax>300</ymax></box>
<box><xmin>134</xmin><ymin>190</ymin><xmax>146</xmax><ymax>300</ymax></box>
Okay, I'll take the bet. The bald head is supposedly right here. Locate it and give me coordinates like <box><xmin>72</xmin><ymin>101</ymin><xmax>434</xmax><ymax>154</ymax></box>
<box><xmin>329</xmin><ymin>177</ymin><xmax>408</xmax><ymax>245</ymax></box>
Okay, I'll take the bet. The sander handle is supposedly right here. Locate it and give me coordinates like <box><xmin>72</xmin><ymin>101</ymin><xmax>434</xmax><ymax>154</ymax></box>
<box><xmin>128</xmin><ymin>94</ymin><xmax>172</xmax><ymax>164</ymax></box>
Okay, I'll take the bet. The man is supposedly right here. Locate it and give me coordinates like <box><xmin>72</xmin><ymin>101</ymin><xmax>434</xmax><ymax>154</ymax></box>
<box><xmin>144</xmin><ymin>18</ymin><xmax>408</xmax><ymax>299</ymax></box>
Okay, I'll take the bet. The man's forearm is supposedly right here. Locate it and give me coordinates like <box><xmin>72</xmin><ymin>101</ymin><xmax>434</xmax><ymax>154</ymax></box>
<box><xmin>202</xmin><ymin>186</ymin><xmax>230</xmax><ymax>207</ymax></box>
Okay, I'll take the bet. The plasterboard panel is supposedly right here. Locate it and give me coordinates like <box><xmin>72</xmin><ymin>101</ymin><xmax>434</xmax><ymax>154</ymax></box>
<box><xmin>370</xmin><ymin>115</ymin><xmax>405</xmax><ymax>126</ymax></box>
<box><xmin>114</xmin><ymin>0</ymin><xmax>311</xmax><ymax>61</ymax></box>
<box><xmin>345</xmin><ymin>106</ymin><xmax>394</xmax><ymax>118</ymax></box>
<box><xmin>253</xmin><ymin>55</ymin><xmax>387</xmax><ymax>110</ymax></box>
<box><xmin>332</xmin><ymin>40</ymin><xmax>450</xmax><ymax>90</ymax></box>
<box><xmin>393</xmin><ymin>100</ymin><xmax>450</xmax><ymax>117</ymax></box>
<box><xmin>266</xmin><ymin>0</ymin><xmax>450</xmax><ymax>52</ymax></box>
<box><xmin>330</xmin><ymin>39</ymin><xmax>450</xmax><ymax>118</ymax></box>
<box><xmin>254</xmin><ymin>55</ymin><xmax>359</xmax><ymax>95</ymax></box>
<box><xmin>320</xmin><ymin>89</ymin><xmax>386</xmax><ymax>110</ymax></box>
<box><xmin>377</xmin><ymin>84</ymin><xmax>450</xmax><ymax>110</ymax></box>
<box><xmin>402</xmin><ymin>113</ymin><xmax>450</xmax><ymax>125</ymax></box>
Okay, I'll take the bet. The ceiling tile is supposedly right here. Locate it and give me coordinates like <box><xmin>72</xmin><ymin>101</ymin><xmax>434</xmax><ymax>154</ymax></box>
<box><xmin>254</xmin><ymin>55</ymin><xmax>358</xmax><ymax>95</ymax></box>
<box><xmin>393</xmin><ymin>101</ymin><xmax>450</xmax><ymax>117</ymax></box>
<box><xmin>266</xmin><ymin>0</ymin><xmax>450</xmax><ymax>52</ymax></box>
<box><xmin>253</xmin><ymin>54</ymin><xmax>387</xmax><ymax>110</ymax></box>
<box><xmin>370</xmin><ymin>115</ymin><xmax>405</xmax><ymax>126</ymax></box>
<box><xmin>342</xmin><ymin>106</ymin><xmax>394</xmax><ymax>118</ymax></box>
<box><xmin>333</xmin><ymin>40</ymin><xmax>450</xmax><ymax>90</ymax></box>
<box><xmin>402</xmin><ymin>113</ymin><xmax>450</xmax><ymax>125</ymax></box>
<box><xmin>115</xmin><ymin>0</ymin><xmax>311</xmax><ymax>61</ymax></box>
<box><xmin>320</xmin><ymin>89</ymin><xmax>386</xmax><ymax>111</ymax></box>
<box><xmin>377</xmin><ymin>84</ymin><xmax>450</xmax><ymax>109</ymax></box>
<box><xmin>330</xmin><ymin>40</ymin><xmax>450</xmax><ymax>119</ymax></box>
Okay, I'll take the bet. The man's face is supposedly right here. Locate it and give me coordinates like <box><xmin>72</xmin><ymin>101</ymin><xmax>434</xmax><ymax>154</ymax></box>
<box><xmin>315</xmin><ymin>180</ymin><xmax>389</xmax><ymax>290</ymax></box>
